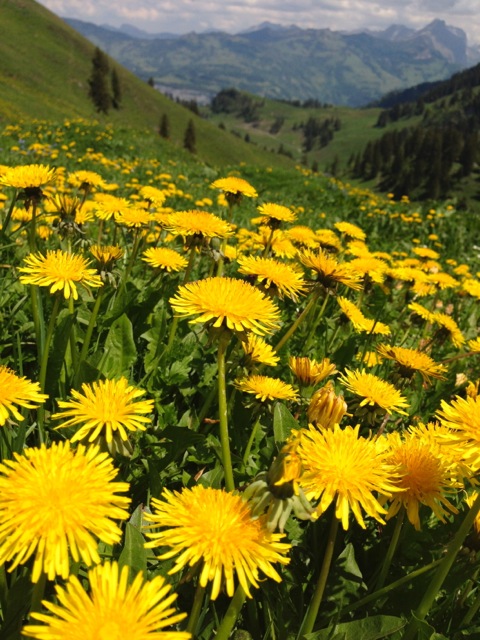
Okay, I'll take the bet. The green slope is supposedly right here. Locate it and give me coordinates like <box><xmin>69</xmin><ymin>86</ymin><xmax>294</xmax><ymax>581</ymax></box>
<box><xmin>0</xmin><ymin>0</ymin><xmax>294</xmax><ymax>170</ymax></box>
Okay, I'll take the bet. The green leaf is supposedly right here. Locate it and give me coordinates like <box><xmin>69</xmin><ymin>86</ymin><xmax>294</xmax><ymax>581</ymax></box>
<box><xmin>304</xmin><ymin>615</ymin><xmax>406</xmax><ymax>639</ymax></box>
<box><xmin>273</xmin><ymin>402</ymin><xmax>300</xmax><ymax>444</ymax></box>
<box><xmin>118</xmin><ymin>504</ymin><xmax>148</xmax><ymax>578</ymax></box>
<box><xmin>100</xmin><ymin>313</ymin><xmax>137</xmax><ymax>378</ymax></box>
<box><xmin>0</xmin><ymin>575</ymin><xmax>32</xmax><ymax>640</ymax></box>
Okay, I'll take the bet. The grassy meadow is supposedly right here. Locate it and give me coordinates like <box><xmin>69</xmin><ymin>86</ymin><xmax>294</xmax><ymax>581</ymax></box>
<box><xmin>0</xmin><ymin>117</ymin><xmax>480</xmax><ymax>640</ymax></box>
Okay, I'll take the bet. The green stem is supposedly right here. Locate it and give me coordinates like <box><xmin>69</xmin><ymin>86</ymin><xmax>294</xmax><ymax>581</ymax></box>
<box><xmin>275</xmin><ymin>291</ymin><xmax>320</xmax><ymax>354</ymax></box>
<box><xmin>375</xmin><ymin>507</ymin><xmax>405</xmax><ymax>591</ymax></box>
<box><xmin>28</xmin><ymin>200</ymin><xmax>38</xmax><ymax>252</ymax></box>
<box><xmin>74</xmin><ymin>288</ymin><xmax>104</xmax><ymax>387</ymax></box>
<box><xmin>186</xmin><ymin>580</ymin><xmax>206</xmax><ymax>636</ymax></box>
<box><xmin>30</xmin><ymin>285</ymin><xmax>45</xmax><ymax>361</ymax></box>
<box><xmin>341</xmin><ymin>558</ymin><xmax>442</xmax><ymax>616</ymax></box>
<box><xmin>37</xmin><ymin>294</ymin><xmax>62</xmax><ymax>443</ymax></box>
<box><xmin>122</xmin><ymin>228</ymin><xmax>142</xmax><ymax>284</ymax></box>
<box><xmin>0</xmin><ymin>563</ymin><xmax>8</xmax><ymax>614</ymax></box>
<box><xmin>68</xmin><ymin>296</ymin><xmax>78</xmax><ymax>374</ymax></box>
<box><xmin>0</xmin><ymin>189</ymin><xmax>18</xmax><ymax>239</ymax></box>
<box><xmin>242</xmin><ymin>414</ymin><xmax>262</xmax><ymax>469</ymax></box>
<box><xmin>298</xmin><ymin>512</ymin><xmax>339</xmax><ymax>639</ymax></box>
<box><xmin>215</xmin><ymin>584</ymin><xmax>247</xmax><ymax>640</ymax></box>
<box><xmin>303</xmin><ymin>290</ymin><xmax>330</xmax><ymax>352</ymax></box>
<box><xmin>217</xmin><ymin>331</ymin><xmax>235</xmax><ymax>492</ymax></box>
<box><xmin>164</xmin><ymin>244</ymin><xmax>197</xmax><ymax>357</ymax></box>
<box><xmin>38</xmin><ymin>296</ymin><xmax>62</xmax><ymax>389</ymax></box>
<box><xmin>402</xmin><ymin>492</ymin><xmax>480</xmax><ymax>640</ymax></box>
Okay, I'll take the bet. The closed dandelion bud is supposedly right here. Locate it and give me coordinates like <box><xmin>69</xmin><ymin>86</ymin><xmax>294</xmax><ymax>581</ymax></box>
<box><xmin>266</xmin><ymin>443</ymin><xmax>303</xmax><ymax>499</ymax></box>
<box><xmin>307</xmin><ymin>381</ymin><xmax>347</xmax><ymax>429</ymax></box>
<box><xmin>289</xmin><ymin>356</ymin><xmax>337</xmax><ymax>387</ymax></box>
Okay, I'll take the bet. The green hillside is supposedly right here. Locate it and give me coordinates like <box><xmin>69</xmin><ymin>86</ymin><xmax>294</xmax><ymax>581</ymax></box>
<box><xmin>0</xmin><ymin>0</ymin><xmax>294</xmax><ymax>170</ymax></box>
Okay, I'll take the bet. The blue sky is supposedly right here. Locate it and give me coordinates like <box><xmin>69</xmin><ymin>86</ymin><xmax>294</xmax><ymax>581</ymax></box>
<box><xmin>36</xmin><ymin>0</ymin><xmax>480</xmax><ymax>44</ymax></box>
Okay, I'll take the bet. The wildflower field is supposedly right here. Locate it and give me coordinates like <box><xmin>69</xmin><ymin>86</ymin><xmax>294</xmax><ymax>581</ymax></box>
<box><xmin>0</xmin><ymin>117</ymin><xmax>480</xmax><ymax>640</ymax></box>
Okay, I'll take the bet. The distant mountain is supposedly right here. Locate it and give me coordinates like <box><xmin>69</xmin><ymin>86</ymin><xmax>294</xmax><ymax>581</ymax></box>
<box><xmin>65</xmin><ymin>18</ymin><xmax>474</xmax><ymax>107</ymax></box>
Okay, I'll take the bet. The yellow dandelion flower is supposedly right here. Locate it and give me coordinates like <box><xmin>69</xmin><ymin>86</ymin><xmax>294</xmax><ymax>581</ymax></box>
<box><xmin>334</xmin><ymin>221</ymin><xmax>366</xmax><ymax>240</ymax></box>
<box><xmin>167</xmin><ymin>210</ymin><xmax>234</xmax><ymax>239</ymax></box>
<box><xmin>383</xmin><ymin>431</ymin><xmax>459</xmax><ymax>530</ymax></box>
<box><xmin>144</xmin><ymin>485</ymin><xmax>291</xmax><ymax>599</ymax></box>
<box><xmin>285</xmin><ymin>225</ymin><xmax>319</xmax><ymax>248</ymax></box>
<box><xmin>462</xmin><ymin>278</ymin><xmax>480</xmax><ymax>299</ymax></box>
<box><xmin>138</xmin><ymin>185</ymin><xmax>167</xmax><ymax>206</ymax></box>
<box><xmin>436</xmin><ymin>395</ymin><xmax>480</xmax><ymax>468</ymax></box>
<box><xmin>23</xmin><ymin>561</ymin><xmax>190</xmax><ymax>640</ymax></box>
<box><xmin>210</xmin><ymin>176</ymin><xmax>258</xmax><ymax>199</ymax></box>
<box><xmin>142</xmin><ymin>247</ymin><xmax>188</xmax><ymax>272</ymax></box>
<box><xmin>169</xmin><ymin>277</ymin><xmax>281</xmax><ymax>335</ymax></box>
<box><xmin>0</xmin><ymin>441</ymin><xmax>130</xmax><ymax>582</ymax></box>
<box><xmin>237</xmin><ymin>255</ymin><xmax>307</xmax><ymax>301</ymax></box>
<box><xmin>234</xmin><ymin>375</ymin><xmax>299</xmax><ymax>402</ymax></box>
<box><xmin>90</xmin><ymin>244</ymin><xmax>124</xmax><ymax>268</ymax></box>
<box><xmin>263</xmin><ymin>228</ymin><xmax>298</xmax><ymax>259</ymax></box>
<box><xmin>315</xmin><ymin>229</ymin><xmax>341</xmax><ymax>252</ymax></box>
<box><xmin>376</xmin><ymin>344</ymin><xmax>447</xmax><ymax>383</ymax></box>
<box><xmin>337</xmin><ymin>297</ymin><xmax>391</xmax><ymax>335</ymax></box>
<box><xmin>297</xmin><ymin>424</ymin><xmax>400</xmax><ymax>529</ymax></box>
<box><xmin>0</xmin><ymin>365</ymin><xmax>48</xmax><ymax>426</ymax></box>
<box><xmin>241</xmin><ymin>334</ymin><xmax>280</xmax><ymax>367</ymax></box>
<box><xmin>0</xmin><ymin>163</ymin><xmax>57</xmax><ymax>189</ymax></box>
<box><xmin>93</xmin><ymin>194</ymin><xmax>132</xmax><ymax>221</ymax></box>
<box><xmin>468</xmin><ymin>337</ymin><xmax>480</xmax><ymax>352</ymax></box>
<box><xmin>289</xmin><ymin>356</ymin><xmax>337</xmax><ymax>386</ymax></box>
<box><xmin>257</xmin><ymin>202</ymin><xmax>297</xmax><ymax>224</ymax></box>
<box><xmin>408</xmin><ymin>301</ymin><xmax>436</xmax><ymax>324</ymax></box>
<box><xmin>347</xmin><ymin>256</ymin><xmax>389</xmax><ymax>284</ymax></box>
<box><xmin>432</xmin><ymin>312</ymin><xmax>465</xmax><ymax>348</ymax></box>
<box><xmin>412</xmin><ymin>246</ymin><xmax>440</xmax><ymax>260</ymax></box>
<box><xmin>339</xmin><ymin>368</ymin><xmax>409</xmax><ymax>416</ymax></box>
<box><xmin>52</xmin><ymin>377</ymin><xmax>154</xmax><ymax>443</ymax></box>
<box><xmin>19</xmin><ymin>250</ymin><xmax>103</xmax><ymax>299</ymax></box>
<box><xmin>68</xmin><ymin>169</ymin><xmax>108</xmax><ymax>190</ymax></box>
<box><xmin>300</xmin><ymin>249</ymin><xmax>363</xmax><ymax>291</ymax></box>
<box><xmin>115</xmin><ymin>207</ymin><xmax>151</xmax><ymax>228</ymax></box>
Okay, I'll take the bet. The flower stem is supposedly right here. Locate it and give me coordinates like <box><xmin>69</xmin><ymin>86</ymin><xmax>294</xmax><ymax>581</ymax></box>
<box><xmin>402</xmin><ymin>492</ymin><xmax>480</xmax><ymax>640</ymax></box>
<box><xmin>0</xmin><ymin>189</ymin><xmax>17</xmax><ymax>239</ymax></box>
<box><xmin>186</xmin><ymin>580</ymin><xmax>206</xmax><ymax>636</ymax></box>
<box><xmin>215</xmin><ymin>584</ymin><xmax>247</xmax><ymax>640</ymax></box>
<box><xmin>74</xmin><ymin>288</ymin><xmax>104</xmax><ymax>387</ymax></box>
<box><xmin>275</xmin><ymin>291</ymin><xmax>320</xmax><ymax>354</ymax></box>
<box><xmin>37</xmin><ymin>294</ymin><xmax>62</xmax><ymax>442</ymax></box>
<box><xmin>298</xmin><ymin>512</ymin><xmax>339</xmax><ymax>639</ymax></box>
<box><xmin>242</xmin><ymin>413</ymin><xmax>262</xmax><ymax>469</ymax></box>
<box><xmin>375</xmin><ymin>507</ymin><xmax>405</xmax><ymax>591</ymax></box>
<box><xmin>217</xmin><ymin>331</ymin><xmax>235</xmax><ymax>492</ymax></box>
<box><xmin>164</xmin><ymin>244</ymin><xmax>197</xmax><ymax>358</ymax></box>
<box><xmin>341</xmin><ymin>558</ymin><xmax>442</xmax><ymax>617</ymax></box>
<box><xmin>303</xmin><ymin>290</ymin><xmax>330</xmax><ymax>352</ymax></box>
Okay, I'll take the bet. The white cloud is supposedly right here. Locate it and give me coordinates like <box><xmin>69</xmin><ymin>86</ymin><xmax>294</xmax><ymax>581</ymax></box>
<box><xmin>37</xmin><ymin>0</ymin><xmax>480</xmax><ymax>43</ymax></box>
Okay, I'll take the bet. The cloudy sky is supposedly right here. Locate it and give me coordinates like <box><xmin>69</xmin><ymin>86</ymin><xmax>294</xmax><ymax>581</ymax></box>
<box><xmin>36</xmin><ymin>0</ymin><xmax>480</xmax><ymax>44</ymax></box>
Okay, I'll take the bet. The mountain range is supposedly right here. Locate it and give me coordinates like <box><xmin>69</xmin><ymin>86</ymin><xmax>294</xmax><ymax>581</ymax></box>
<box><xmin>66</xmin><ymin>18</ymin><xmax>480</xmax><ymax>107</ymax></box>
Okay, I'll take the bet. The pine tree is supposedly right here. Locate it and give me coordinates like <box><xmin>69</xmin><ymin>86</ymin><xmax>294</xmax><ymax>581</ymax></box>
<box><xmin>159</xmin><ymin>114</ymin><xmax>170</xmax><ymax>139</ymax></box>
<box><xmin>88</xmin><ymin>47</ymin><xmax>111</xmax><ymax>114</ymax></box>
<box><xmin>183</xmin><ymin>119</ymin><xmax>197</xmax><ymax>153</ymax></box>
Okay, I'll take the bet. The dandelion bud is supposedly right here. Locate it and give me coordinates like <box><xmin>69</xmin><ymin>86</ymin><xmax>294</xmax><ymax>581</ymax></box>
<box><xmin>266</xmin><ymin>440</ymin><xmax>303</xmax><ymax>499</ymax></box>
<box><xmin>289</xmin><ymin>356</ymin><xmax>337</xmax><ymax>387</ymax></box>
<box><xmin>307</xmin><ymin>381</ymin><xmax>347</xmax><ymax>429</ymax></box>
